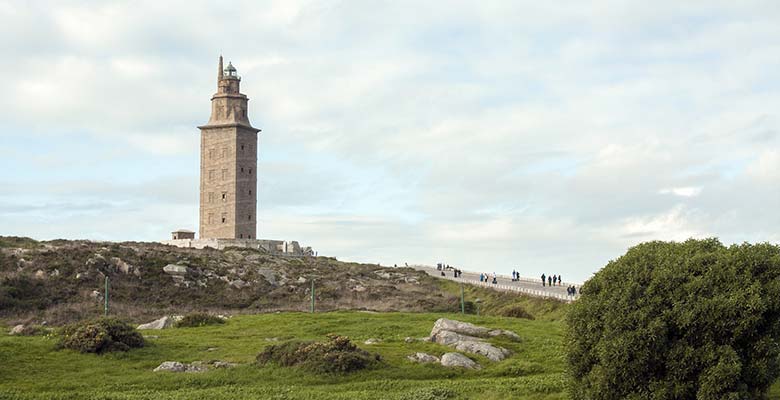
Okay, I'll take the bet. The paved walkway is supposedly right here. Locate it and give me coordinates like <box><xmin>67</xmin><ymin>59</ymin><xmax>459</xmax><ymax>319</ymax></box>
<box><xmin>413</xmin><ymin>265</ymin><xmax>580</xmax><ymax>302</ymax></box>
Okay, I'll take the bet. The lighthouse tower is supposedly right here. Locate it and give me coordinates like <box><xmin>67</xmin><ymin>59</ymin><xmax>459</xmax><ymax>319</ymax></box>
<box><xmin>198</xmin><ymin>56</ymin><xmax>260</xmax><ymax>239</ymax></box>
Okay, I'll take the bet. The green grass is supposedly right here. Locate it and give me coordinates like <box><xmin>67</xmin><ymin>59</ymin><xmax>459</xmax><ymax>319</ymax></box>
<box><xmin>2</xmin><ymin>311</ymin><xmax>779</xmax><ymax>399</ymax></box>
<box><xmin>0</xmin><ymin>312</ymin><xmax>568</xmax><ymax>400</ymax></box>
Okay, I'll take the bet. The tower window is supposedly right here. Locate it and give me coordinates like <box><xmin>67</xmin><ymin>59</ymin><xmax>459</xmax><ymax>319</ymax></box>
<box><xmin>249</xmin><ymin>189</ymin><xmax>252</xmax><ymax>195</ymax></box>
<box><xmin>208</xmin><ymin>213</ymin><xmax>214</xmax><ymax>224</ymax></box>
<box><xmin>209</xmin><ymin>170</ymin><xmax>215</xmax><ymax>181</ymax></box>
<box><xmin>221</xmin><ymin>192</ymin><xmax>227</xmax><ymax>202</ymax></box>
<box><xmin>221</xmin><ymin>147</ymin><xmax>227</xmax><ymax>158</ymax></box>
<box><xmin>239</xmin><ymin>234</ymin><xmax>243</xmax><ymax>239</ymax></box>
<box><xmin>248</xmin><ymin>214</ymin><xmax>252</xmax><ymax>220</ymax></box>
<box><xmin>240</xmin><ymin>167</ymin><xmax>244</xmax><ymax>173</ymax></box>
<box><xmin>249</xmin><ymin>168</ymin><xmax>252</xmax><ymax>175</ymax></box>
<box><xmin>248</xmin><ymin>234</ymin><xmax>251</xmax><ymax>239</ymax></box>
<box><xmin>221</xmin><ymin>169</ymin><xmax>228</xmax><ymax>180</ymax></box>
<box><xmin>241</xmin><ymin>144</ymin><xmax>245</xmax><ymax>151</ymax></box>
<box><xmin>208</xmin><ymin>192</ymin><xmax>215</xmax><ymax>203</ymax></box>
<box><xmin>221</xmin><ymin>213</ymin><xmax>227</xmax><ymax>223</ymax></box>
<box><xmin>209</xmin><ymin>148</ymin><xmax>215</xmax><ymax>159</ymax></box>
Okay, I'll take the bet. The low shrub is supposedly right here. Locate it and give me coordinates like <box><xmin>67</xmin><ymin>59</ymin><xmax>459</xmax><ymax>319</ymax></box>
<box><xmin>57</xmin><ymin>317</ymin><xmax>144</xmax><ymax>354</ymax></box>
<box><xmin>398</xmin><ymin>387</ymin><xmax>456</xmax><ymax>400</ymax></box>
<box><xmin>175</xmin><ymin>312</ymin><xmax>226</xmax><ymax>328</ymax></box>
<box><xmin>498</xmin><ymin>304</ymin><xmax>535</xmax><ymax>320</ymax></box>
<box><xmin>256</xmin><ymin>334</ymin><xmax>380</xmax><ymax>374</ymax></box>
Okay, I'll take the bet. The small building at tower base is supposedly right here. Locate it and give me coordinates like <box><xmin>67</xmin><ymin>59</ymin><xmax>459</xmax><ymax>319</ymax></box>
<box><xmin>160</xmin><ymin>238</ymin><xmax>314</xmax><ymax>257</ymax></box>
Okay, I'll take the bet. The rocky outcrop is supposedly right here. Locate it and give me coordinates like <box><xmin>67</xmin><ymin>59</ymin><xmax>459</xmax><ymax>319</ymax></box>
<box><xmin>431</xmin><ymin>318</ymin><xmax>519</xmax><ymax>341</ymax></box>
<box><xmin>153</xmin><ymin>360</ymin><xmax>233</xmax><ymax>372</ymax></box>
<box><xmin>428</xmin><ymin>318</ymin><xmax>517</xmax><ymax>361</ymax></box>
<box><xmin>440</xmin><ymin>352</ymin><xmax>480</xmax><ymax>369</ymax></box>
<box><xmin>9</xmin><ymin>325</ymin><xmax>24</xmax><ymax>335</ymax></box>
<box><xmin>407</xmin><ymin>352</ymin><xmax>440</xmax><ymax>364</ymax></box>
<box><xmin>137</xmin><ymin>316</ymin><xmax>181</xmax><ymax>330</ymax></box>
<box><xmin>153</xmin><ymin>361</ymin><xmax>187</xmax><ymax>372</ymax></box>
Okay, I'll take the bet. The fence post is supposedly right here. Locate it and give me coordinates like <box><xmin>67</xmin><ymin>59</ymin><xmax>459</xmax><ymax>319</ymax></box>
<box><xmin>104</xmin><ymin>276</ymin><xmax>109</xmax><ymax>316</ymax></box>
<box><xmin>310</xmin><ymin>279</ymin><xmax>315</xmax><ymax>313</ymax></box>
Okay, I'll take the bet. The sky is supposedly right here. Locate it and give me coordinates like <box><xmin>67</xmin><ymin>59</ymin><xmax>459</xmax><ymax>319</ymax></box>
<box><xmin>1</xmin><ymin>1</ymin><xmax>779</xmax><ymax>282</ymax></box>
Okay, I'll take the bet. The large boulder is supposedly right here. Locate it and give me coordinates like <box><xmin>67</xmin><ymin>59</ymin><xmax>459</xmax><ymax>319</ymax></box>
<box><xmin>9</xmin><ymin>324</ymin><xmax>24</xmax><ymax>335</ymax></box>
<box><xmin>440</xmin><ymin>352</ymin><xmax>480</xmax><ymax>369</ymax></box>
<box><xmin>428</xmin><ymin>318</ymin><xmax>516</xmax><ymax>361</ymax></box>
<box><xmin>137</xmin><ymin>316</ymin><xmax>180</xmax><ymax>330</ymax></box>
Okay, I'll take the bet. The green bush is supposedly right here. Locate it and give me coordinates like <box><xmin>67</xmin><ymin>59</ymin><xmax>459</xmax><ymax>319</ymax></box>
<box><xmin>567</xmin><ymin>239</ymin><xmax>780</xmax><ymax>400</ymax></box>
<box><xmin>497</xmin><ymin>304</ymin><xmax>535</xmax><ymax>319</ymax></box>
<box><xmin>175</xmin><ymin>313</ymin><xmax>226</xmax><ymax>328</ymax></box>
<box><xmin>256</xmin><ymin>334</ymin><xmax>380</xmax><ymax>374</ymax></box>
<box><xmin>58</xmin><ymin>318</ymin><xmax>144</xmax><ymax>354</ymax></box>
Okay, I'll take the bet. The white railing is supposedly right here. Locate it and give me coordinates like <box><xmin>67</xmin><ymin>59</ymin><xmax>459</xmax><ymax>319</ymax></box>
<box><xmin>463</xmin><ymin>279</ymin><xmax>578</xmax><ymax>302</ymax></box>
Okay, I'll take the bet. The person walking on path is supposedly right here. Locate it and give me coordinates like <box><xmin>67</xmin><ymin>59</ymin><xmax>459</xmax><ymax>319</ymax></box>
<box><xmin>548</xmin><ymin>275</ymin><xmax>552</xmax><ymax>286</ymax></box>
<box><xmin>541</xmin><ymin>273</ymin><xmax>546</xmax><ymax>287</ymax></box>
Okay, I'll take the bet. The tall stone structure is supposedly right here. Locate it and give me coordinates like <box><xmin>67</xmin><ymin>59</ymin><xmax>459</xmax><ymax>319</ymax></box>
<box><xmin>198</xmin><ymin>56</ymin><xmax>260</xmax><ymax>239</ymax></box>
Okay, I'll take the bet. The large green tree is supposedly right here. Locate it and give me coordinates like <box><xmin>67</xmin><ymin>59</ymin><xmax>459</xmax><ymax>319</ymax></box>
<box><xmin>567</xmin><ymin>239</ymin><xmax>780</xmax><ymax>400</ymax></box>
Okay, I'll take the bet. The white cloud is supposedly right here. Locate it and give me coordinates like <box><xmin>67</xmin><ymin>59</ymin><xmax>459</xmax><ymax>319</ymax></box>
<box><xmin>659</xmin><ymin>187</ymin><xmax>702</xmax><ymax>198</ymax></box>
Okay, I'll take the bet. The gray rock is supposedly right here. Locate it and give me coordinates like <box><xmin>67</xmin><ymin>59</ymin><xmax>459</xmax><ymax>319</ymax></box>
<box><xmin>187</xmin><ymin>361</ymin><xmax>208</xmax><ymax>373</ymax></box>
<box><xmin>297</xmin><ymin>277</ymin><xmax>307</xmax><ymax>284</ymax></box>
<box><xmin>431</xmin><ymin>318</ymin><xmax>491</xmax><ymax>338</ymax></box>
<box><xmin>9</xmin><ymin>324</ymin><xmax>24</xmax><ymax>335</ymax></box>
<box><xmin>407</xmin><ymin>352</ymin><xmax>440</xmax><ymax>363</ymax></box>
<box><xmin>453</xmin><ymin>340</ymin><xmax>511</xmax><ymax>362</ymax></box>
<box><xmin>364</xmin><ymin>338</ymin><xmax>381</xmax><ymax>345</ymax></box>
<box><xmin>488</xmin><ymin>329</ymin><xmax>521</xmax><ymax>341</ymax></box>
<box><xmin>153</xmin><ymin>361</ymin><xmax>187</xmax><ymax>372</ymax></box>
<box><xmin>163</xmin><ymin>264</ymin><xmax>188</xmax><ymax>275</ymax></box>
<box><xmin>229</xmin><ymin>279</ymin><xmax>250</xmax><ymax>289</ymax></box>
<box><xmin>257</xmin><ymin>268</ymin><xmax>277</xmax><ymax>286</ymax></box>
<box><xmin>111</xmin><ymin>257</ymin><xmax>134</xmax><ymax>274</ymax></box>
<box><xmin>137</xmin><ymin>316</ymin><xmax>176</xmax><ymax>330</ymax></box>
<box><xmin>429</xmin><ymin>318</ymin><xmax>514</xmax><ymax>361</ymax></box>
<box><xmin>153</xmin><ymin>361</ymin><xmax>208</xmax><ymax>373</ymax></box>
<box><xmin>440</xmin><ymin>353</ymin><xmax>480</xmax><ymax>369</ymax></box>
<box><xmin>404</xmin><ymin>337</ymin><xmax>416</xmax><ymax>343</ymax></box>
<box><xmin>212</xmin><ymin>361</ymin><xmax>237</xmax><ymax>369</ymax></box>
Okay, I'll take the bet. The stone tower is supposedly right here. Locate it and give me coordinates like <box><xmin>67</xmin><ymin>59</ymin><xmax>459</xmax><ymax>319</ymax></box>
<box><xmin>198</xmin><ymin>56</ymin><xmax>260</xmax><ymax>239</ymax></box>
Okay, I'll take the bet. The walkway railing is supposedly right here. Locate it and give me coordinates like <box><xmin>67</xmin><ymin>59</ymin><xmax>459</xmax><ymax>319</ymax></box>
<box><xmin>463</xmin><ymin>279</ymin><xmax>578</xmax><ymax>302</ymax></box>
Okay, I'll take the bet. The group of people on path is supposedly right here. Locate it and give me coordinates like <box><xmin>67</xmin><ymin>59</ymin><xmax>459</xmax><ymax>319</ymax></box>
<box><xmin>479</xmin><ymin>272</ymin><xmax>498</xmax><ymax>284</ymax></box>
<box><xmin>437</xmin><ymin>263</ymin><xmax>462</xmax><ymax>278</ymax></box>
<box><xmin>540</xmin><ymin>273</ymin><xmax>563</xmax><ymax>287</ymax></box>
<box><xmin>566</xmin><ymin>285</ymin><xmax>578</xmax><ymax>297</ymax></box>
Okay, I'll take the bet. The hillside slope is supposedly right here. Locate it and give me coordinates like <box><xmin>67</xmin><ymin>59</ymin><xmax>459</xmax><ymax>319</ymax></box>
<box><xmin>0</xmin><ymin>237</ymin><xmax>567</xmax><ymax>324</ymax></box>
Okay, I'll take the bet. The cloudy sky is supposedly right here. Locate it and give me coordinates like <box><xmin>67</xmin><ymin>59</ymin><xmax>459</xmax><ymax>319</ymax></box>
<box><xmin>1</xmin><ymin>1</ymin><xmax>779</xmax><ymax>281</ymax></box>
